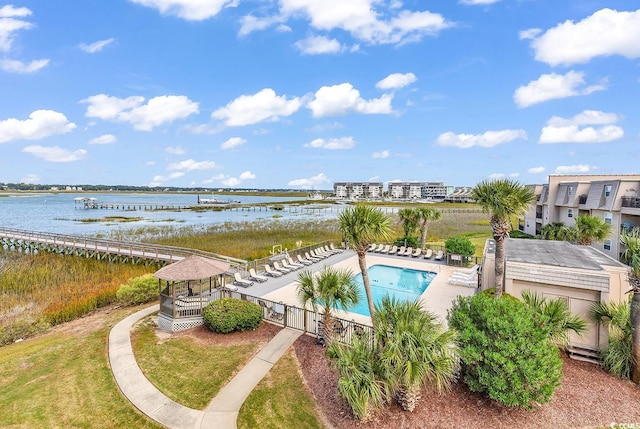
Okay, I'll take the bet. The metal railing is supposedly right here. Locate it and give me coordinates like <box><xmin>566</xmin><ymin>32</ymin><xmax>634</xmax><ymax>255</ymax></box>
<box><xmin>622</xmin><ymin>197</ymin><xmax>640</xmax><ymax>209</ymax></box>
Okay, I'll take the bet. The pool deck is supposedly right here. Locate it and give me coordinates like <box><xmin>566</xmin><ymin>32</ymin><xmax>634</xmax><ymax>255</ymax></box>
<box><xmin>243</xmin><ymin>249</ymin><xmax>477</xmax><ymax>325</ymax></box>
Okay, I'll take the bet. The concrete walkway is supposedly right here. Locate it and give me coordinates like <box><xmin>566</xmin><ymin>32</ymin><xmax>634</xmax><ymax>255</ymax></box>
<box><xmin>108</xmin><ymin>304</ymin><xmax>302</xmax><ymax>429</ymax></box>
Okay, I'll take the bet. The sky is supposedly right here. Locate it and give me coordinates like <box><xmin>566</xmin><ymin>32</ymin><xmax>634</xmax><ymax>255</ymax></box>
<box><xmin>0</xmin><ymin>1</ymin><xmax>639</xmax><ymax>190</ymax></box>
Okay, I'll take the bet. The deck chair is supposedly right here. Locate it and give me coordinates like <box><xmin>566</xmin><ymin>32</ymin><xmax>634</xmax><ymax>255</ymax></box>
<box><xmin>423</xmin><ymin>248</ymin><xmax>433</xmax><ymax>259</ymax></box>
<box><xmin>374</xmin><ymin>244</ymin><xmax>385</xmax><ymax>252</ymax></box>
<box><xmin>248</xmin><ymin>268</ymin><xmax>268</xmax><ymax>283</ymax></box>
<box><xmin>233</xmin><ymin>272</ymin><xmax>254</xmax><ymax>288</ymax></box>
<box><xmin>411</xmin><ymin>248</ymin><xmax>422</xmax><ymax>258</ymax></box>
<box><xmin>273</xmin><ymin>261</ymin><xmax>290</xmax><ymax>274</ymax></box>
<box><xmin>434</xmin><ymin>250</ymin><xmax>444</xmax><ymax>260</ymax></box>
<box><xmin>287</xmin><ymin>256</ymin><xmax>305</xmax><ymax>268</ymax></box>
<box><xmin>330</xmin><ymin>243</ymin><xmax>343</xmax><ymax>253</ymax></box>
<box><xmin>380</xmin><ymin>244</ymin><xmax>391</xmax><ymax>254</ymax></box>
<box><xmin>281</xmin><ymin>259</ymin><xmax>300</xmax><ymax>271</ymax></box>
<box><xmin>453</xmin><ymin>264</ymin><xmax>480</xmax><ymax>276</ymax></box>
<box><xmin>305</xmin><ymin>251</ymin><xmax>321</xmax><ymax>262</ymax></box>
<box><xmin>388</xmin><ymin>245</ymin><xmax>398</xmax><ymax>254</ymax></box>
<box><xmin>448</xmin><ymin>274</ymin><xmax>478</xmax><ymax>288</ymax></box>
<box><xmin>296</xmin><ymin>254</ymin><xmax>313</xmax><ymax>265</ymax></box>
<box><xmin>264</xmin><ymin>264</ymin><xmax>283</xmax><ymax>277</ymax></box>
<box><xmin>368</xmin><ymin>243</ymin><xmax>377</xmax><ymax>252</ymax></box>
<box><xmin>396</xmin><ymin>246</ymin><xmax>406</xmax><ymax>255</ymax></box>
<box><xmin>403</xmin><ymin>247</ymin><xmax>413</xmax><ymax>256</ymax></box>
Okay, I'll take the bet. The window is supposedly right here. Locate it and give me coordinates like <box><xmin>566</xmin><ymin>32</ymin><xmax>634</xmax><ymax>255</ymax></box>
<box><xmin>605</xmin><ymin>185</ymin><xmax>612</xmax><ymax>197</ymax></box>
<box><xmin>604</xmin><ymin>212</ymin><xmax>612</xmax><ymax>225</ymax></box>
<box><xmin>567</xmin><ymin>209</ymin><xmax>573</xmax><ymax>218</ymax></box>
<box><xmin>604</xmin><ymin>239</ymin><xmax>611</xmax><ymax>251</ymax></box>
<box><xmin>567</xmin><ymin>186</ymin><xmax>573</xmax><ymax>198</ymax></box>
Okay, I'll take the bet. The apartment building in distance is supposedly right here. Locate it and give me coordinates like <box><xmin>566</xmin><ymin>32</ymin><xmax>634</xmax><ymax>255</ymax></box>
<box><xmin>333</xmin><ymin>182</ymin><xmax>384</xmax><ymax>200</ymax></box>
<box><xmin>519</xmin><ymin>174</ymin><xmax>640</xmax><ymax>260</ymax></box>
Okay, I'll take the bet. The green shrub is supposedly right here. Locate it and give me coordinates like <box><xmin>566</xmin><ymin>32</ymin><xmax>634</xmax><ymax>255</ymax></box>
<box><xmin>509</xmin><ymin>230</ymin><xmax>535</xmax><ymax>239</ymax></box>
<box><xmin>203</xmin><ymin>298</ymin><xmax>262</xmax><ymax>334</ymax></box>
<box><xmin>393</xmin><ymin>235</ymin><xmax>419</xmax><ymax>248</ymax></box>
<box><xmin>447</xmin><ymin>293</ymin><xmax>562</xmax><ymax>409</ymax></box>
<box><xmin>444</xmin><ymin>235</ymin><xmax>475</xmax><ymax>264</ymax></box>
<box><xmin>591</xmin><ymin>300</ymin><xmax>632</xmax><ymax>379</ymax></box>
<box><xmin>116</xmin><ymin>274</ymin><xmax>158</xmax><ymax>306</ymax></box>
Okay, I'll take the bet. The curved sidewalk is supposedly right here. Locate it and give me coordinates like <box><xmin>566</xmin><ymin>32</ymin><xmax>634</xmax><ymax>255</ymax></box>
<box><xmin>108</xmin><ymin>304</ymin><xmax>302</xmax><ymax>429</ymax></box>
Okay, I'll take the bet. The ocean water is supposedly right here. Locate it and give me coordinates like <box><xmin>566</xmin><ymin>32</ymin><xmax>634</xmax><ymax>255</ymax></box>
<box><xmin>0</xmin><ymin>192</ymin><xmax>334</xmax><ymax>236</ymax></box>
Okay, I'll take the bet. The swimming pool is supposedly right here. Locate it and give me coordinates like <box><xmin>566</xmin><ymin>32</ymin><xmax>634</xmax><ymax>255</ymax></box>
<box><xmin>344</xmin><ymin>264</ymin><xmax>436</xmax><ymax>317</ymax></box>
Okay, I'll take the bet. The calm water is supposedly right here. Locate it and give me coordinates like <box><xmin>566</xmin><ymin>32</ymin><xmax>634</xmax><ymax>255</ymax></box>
<box><xmin>0</xmin><ymin>192</ymin><xmax>335</xmax><ymax>236</ymax></box>
<box><xmin>347</xmin><ymin>264</ymin><xmax>436</xmax><ymax>317</ymax></box>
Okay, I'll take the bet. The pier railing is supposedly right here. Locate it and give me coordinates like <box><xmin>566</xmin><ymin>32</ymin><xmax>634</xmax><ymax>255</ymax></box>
<box><xmin>0</xmin><ymin>227</ymin><xmax>247</xmax><ymax>269</ymax></box>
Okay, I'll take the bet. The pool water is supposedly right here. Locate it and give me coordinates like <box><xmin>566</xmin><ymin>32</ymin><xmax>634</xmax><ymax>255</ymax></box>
<box><xmin>344</xmin><ymin>264</ymin><xmax>436</xmax><ymax>317</ymax></box>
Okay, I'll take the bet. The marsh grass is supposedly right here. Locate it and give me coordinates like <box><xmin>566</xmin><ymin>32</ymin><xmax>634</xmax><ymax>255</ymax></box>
<box><xmin>238</xmin><ymin>349</ymin><xmax>325</xmax><ymax>429</ymax></box>
<box><xmin>131</xmin><ymin>317</ymin><xmax>259</xmax><ymax>409</ymax></box>
<box><xmin>0</xmin><ymin>307</ymin><xmax>160</xmax><ymax>428</ymax></box>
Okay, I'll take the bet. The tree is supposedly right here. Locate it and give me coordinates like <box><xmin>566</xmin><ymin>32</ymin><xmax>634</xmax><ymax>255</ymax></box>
<box><xmin>296</xmin><ymin>266</ymin><xmax>361</xmax><ymax>343</ymax></box>
<box><xmin>444</xmin><ymin>235</ymin><xmax>475</xmax><ymax>265</ymax></box>
<box><xmin>471</xmin><ymin>179</ymin><xmax>536</xmax><ymax>297</ymax></box>
<box><xmin>574</xmin><ymin>214</ymin><xmax>611</xmax><ymax>246</ymax></box>
<box><xmin>374</xmin><ymin>297</ymin><xmax>458</xmax><ymax>412</ymax></box>
<box><xmin>620</xmin><ymin>227</ymin><xmax>640</xmax><ymax>383</ymax></box>
<box><xmin>591</xmin><ymin>299</ymin><xmax>632</xmax><ymax>380</ymax></box>
<box><xmin>339</xmin><ymin>205</ymin><xmax>393</xmax><ymax>323</ymax></box>
<box><xmin>541</xmin><ymin>221</ymin><xmax>576</xmax><ymax>242</ymax></box>
<box><xmin>416</xmin><ymin>207</ymin><xmax>442</xmax><ymax>249</ymax></box>
<box><xmin>397</xmin><ymin>208</ymin><xmax>420</xmax><ymax>240</ymax></box>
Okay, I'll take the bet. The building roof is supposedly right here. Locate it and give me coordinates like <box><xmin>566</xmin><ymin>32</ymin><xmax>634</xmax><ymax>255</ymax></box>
<box><xmin>505</xmin><ymin>238</ymin><xmax>626</xmax><ymax>271</ymax></box>
<box><xmin>153</xmin><ymin>255</ymin><xmax>230</xmax><ymax>281</ymax></box>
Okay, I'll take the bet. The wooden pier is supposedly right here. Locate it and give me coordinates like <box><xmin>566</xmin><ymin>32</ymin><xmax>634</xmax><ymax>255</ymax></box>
<box><xmin>0</xmin><ymin>227</ymin><xmax>247</xmax><ymax>269</ymax></box>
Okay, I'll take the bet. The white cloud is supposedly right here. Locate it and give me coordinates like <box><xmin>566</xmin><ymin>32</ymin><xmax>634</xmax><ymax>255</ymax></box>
<box><xmin>519</xmin><ymin>28</ymin><xmax>541</xmax><ymax>40</ymax></box>
<box><xmin>79</xmin><ymin>38</ymin><xmax>115</xmax><ymax>53</ymax></box>
<box><xmin>222</xmin><ymin>177</ymin><xmax>241</xmax><ymax>187</ymax></box>
<box><xmin>295</xmin><ymin>35</ymin><xmax>344</xmax><ymax>55</ymax></box>
<box><xmin>129</xmin><ymin>0</ymin><xmax>237</xmax><ymax>21</ymax></box>
<box><xmin>0</xmin><ymin>58</ymin><xmax>49</xmax><ymax>73</ymax></box>
<box><xmin>555</xmin><ymin>164</ymin><xmax>596</xmax><ymax>174</ymax></box>
<box><xmin>212</xmin><ymin>88</ymin><xmax>301</xmax><ymax>127</ymax></box>
<box><xmin>307</xmin><ymin>83</ymin><xmax>393</xmax><ymax>117</ymax></box>
<box><xmin>459</xmin><ymin>0</ymin><xmax>501</xmax><ymax>5</ymax></box>
<box><xmin>239</xmin><ymin>15</ymin><xmax>284</xmax><ymax>37</ymax></box>
<box><xmin>375</xmin><ymin>72</ymin><xmax>417</xmax><ymax>90</ymax></box>
<box><xmin>82</xmin><ymin>94</ymin><xmax>199</xmax><ymax>131</ymax></box>
<box><xmin>488</xmin><ymin>173</ymin><xmax>505</xmax><ymax>179</ymax></box>
<box><xmin>529</xmin><ymin>8</ymin><xmax>640</xmax><ymax>66</ymax></box>
<box><xmin>166</xmin><ymin>146</ymin><xmax>186</xmax><ymax>154</ymax></box>
<box><xmin>287</xmin><ymin>172</ymin><xmax>330</xmax><ymax>189</ymax></box>
<box><xmin>149</xmin><ymin>172</ymin><xmax>185</xmax><ymax>187</ymax></box>
<box><xmin>514</xmin><ymin>71</ymin><xmax>606</xmax><ymax>108</ymax></box>
<box><xmin>20</xmin><ymin>173</ymin><xmax>40</xmax><ymax>184</ymax></box>
<box><xmin>0</xmin><ymin>5</ymin><xmax>33</xmax><ymax>52</ymax></box>
<box><xmin>304</xmin><ymin>137</ymin><xmax>355</xmax><ymax>149</ymax></box>
<box><xmin>22</xmin><ymin>145</ymin><xmax>87</xmax><ymax>162</ymax></box>
<box><xmin>167</xmin><ymin>159</ymin><xmax>217</xmax><ymax>171</ymax></box>
<box><xmin>220</xmin><ymin>137</ymin><xmax>247</xmax><ymax>150</ymax></box>
<box><xmin>372</xmin><ymin>150</ymin><xmax>389</xmax><ymax>159</ymax></box>
<box><xmin>246</xmin><ymin>1</ymin><xmax>453</xmax><ymax>46</ymax></box>
<box><xmin>88</xmin><ymin>134</ymin><xmax>117</xmax><ymax>145</ymax></box>
<box><xmin>239</xmin><ymin>171</ymin><xmax>256</xmax><ymax>180</ymax></box>
<box><xmin>528</xmin><ymin>166</ymin><xmax>546</xmax><ymax>174</ymax></box>
<box><xmin>539</xmin><ymin>110</ymin><xmax>624</xmax><ymax>144</ymax></box>
<box><xmin>435</xmin><ymin>129</ymin><xmax>527</xmax><ymax>148</ymax></box>
<box><xmin>0</xmin><ymin>110</ymin><xmax>76</xmax><ymax>144</ymax></box>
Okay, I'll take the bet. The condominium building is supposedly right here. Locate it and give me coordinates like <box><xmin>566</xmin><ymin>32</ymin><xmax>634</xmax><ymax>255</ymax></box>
<box><xmin>386</xmin><ymin>182</ymin><xmax>449</xmax><ymax>200</ymax></box>
<box><xmin>333</xmin><ymin>182</ymin><xmax>383</xmax><ymax>199</ymax></box>
<box><xmin>519</xmin><ymin>174</ymin><xmax>640</xmax><ymax>260</ymax></box>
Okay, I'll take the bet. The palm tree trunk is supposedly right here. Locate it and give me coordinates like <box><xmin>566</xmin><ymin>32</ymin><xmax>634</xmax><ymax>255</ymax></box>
<box><xmin>396</xmin><ymin>384</ymin><xmax>421</xmax><ymax>412</ymax></box>
<box><xmin>494</xmin><ymin>235</ymin><xmax>505</xmax><ymax>297</ymax></box>
<box><xmin>357</xmin><ymin>250</ymin><xmax>376</xmax><ymax>324</ymax></box>
<box><xmin>420</xmin><ymin>222</ymin><xmax>427</xmax><ymax>249</ymax></box>
<box><xmin>631</xmin><ymin>291</ymin><xmax>640</xmax><ymax>383</ymax></box>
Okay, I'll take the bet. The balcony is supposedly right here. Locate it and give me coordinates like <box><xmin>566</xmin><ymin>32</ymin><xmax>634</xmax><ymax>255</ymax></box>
<box><xmin>622</xmin><ymin>197</ymin><xmax>640</xmax><ymax>209</ymax></box>
<box><xmin>578</xmin><ymin>194</ymin><xmax>588</xmax><ymax>205</ymax></box>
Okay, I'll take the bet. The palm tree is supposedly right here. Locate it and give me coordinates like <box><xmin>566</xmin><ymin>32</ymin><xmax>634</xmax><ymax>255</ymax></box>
<box><xmin>397</xmin><ymin>208</ymin><xmax>420</xmax><ymax>240</ymax></box>
<box><xmin>471</xmin><ymin>179</ymin><xmax>536</xmax><ymax>297</ymax></box>
<box><xmin>521</xmin><ymin>290</ymin><xmax>587</xmax><ymax>349</ymax></box>
<box><xmin>591</xmin><ymin>300</ymin><xmax>632</xmax><ymax>380</ymax></box>
<box><xmin>296</xmin><ymin>266</ymin><xmax>361</xmax><ymax>343</ymax></box>
<box><xmin>541</xmin><ymin>221</ymin><xmax>576</xmax><ymax>242</ymax></box>
<box><xmin>620</xmin><ymin>227</ymin><xmax>640</xmax><ymax>383</ymax></box>
<box><xmin>416</xmin><ymin>207</ymin><xmax>442</xmax><ymax>249</ymax></box>
<box><xmin>374</xmin><ymin>296</ymin><xmax>458</xmax><ymax>412</ymax></box>
<box><xmin>574</xmin><ymin>214</ymin><xmax>611</xmax><ymax>246</ymax></box>
<box><xmin>339</xmin><ymin>205</ymin><xmax>393</xmax><ymax>322</ymax></box>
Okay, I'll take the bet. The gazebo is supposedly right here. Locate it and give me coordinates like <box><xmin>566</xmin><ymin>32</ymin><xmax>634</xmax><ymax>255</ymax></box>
<box><xmin>155</xmin><ymin>255</ymin><xmax>231</xmax><ymax>332</ymax></box>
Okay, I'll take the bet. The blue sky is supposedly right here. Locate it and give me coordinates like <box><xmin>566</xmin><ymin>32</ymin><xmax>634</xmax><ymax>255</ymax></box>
<box><xmin>1</xmin><ymin>1</ymin><xmax>639</xmax><ymax>189</ymax></box>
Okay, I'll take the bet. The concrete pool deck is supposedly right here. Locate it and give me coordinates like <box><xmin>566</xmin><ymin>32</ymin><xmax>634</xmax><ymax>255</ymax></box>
<box><xmin>258</xmin><ymin>250</ymin><xmax>477</xmax><ymax>325</ymax></box>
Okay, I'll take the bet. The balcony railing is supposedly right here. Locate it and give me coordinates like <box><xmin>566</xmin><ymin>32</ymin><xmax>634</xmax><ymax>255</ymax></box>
<box><xmin>622</xmin><ymin>197</ymin><xmax>640</xmax><ymax>209</ymax></box>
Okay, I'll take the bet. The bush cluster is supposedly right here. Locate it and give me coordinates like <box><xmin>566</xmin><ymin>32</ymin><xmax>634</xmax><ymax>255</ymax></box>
<box><xmin>116</xmin><ymin>274</ymin><xmax>158</xmax><ymax>306</ymax></box>
<box><xmin>202</xmin><ymin>298</ymin><xmax>262</xmax><ymax>334</ymax></box>
<box><xmin>447</xmin><ymin>292</ymin><xmax>562</xmax><ymax>409</ymax></box>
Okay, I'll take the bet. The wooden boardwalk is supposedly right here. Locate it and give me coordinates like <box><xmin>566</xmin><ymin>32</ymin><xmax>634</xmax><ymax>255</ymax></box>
<box><xmin>0</xmin><ymin>227</ymin><xmax>247</xmax><ymax>269</ymax></box>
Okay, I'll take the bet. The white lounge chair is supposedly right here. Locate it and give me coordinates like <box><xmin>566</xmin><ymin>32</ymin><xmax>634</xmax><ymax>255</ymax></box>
<box><xmin>423</xmin><ymin>248</ymin><xmax>433</xmax><ymax>259</ymax></box>
<box><xmin>396</xmin><ymin>246</ymin><xmax>406</xmax><ymax>255</ymax></box>
<box><xmin>248</xmin><ymin>268</ymin><xmax>268</xmax><ymax>283</ymax></box>
<box><xmin>402</xmin><ymin>247</ymin><xmax>414</xmax><ymax>256</ymax></box>
<box><xmin>305</xmin><ymin>251</ymin><xmax>321</xmax><ymax>262</ymax></box>
<box><xmin>282</xmin><ymin>258</ymin><xmax>301</xmax><ymax>270</ymax></box>
<box><xmin>411</xmin><ymin>248</ymin><xmax>422</xmax><ymax>258</ymax></box>
<box><xmin>330</xmin><ymin>243</ymin><xmax>343</xmax><ymax>253</ymax></box>
<box><xmin>453</xmin><ymin>264</ymin><xmax>481</xmax><ymax>276</ymax></box>
<box><xmin>374</xmin><ymin>244</ymin><xmax>385</xmax><ymax>252</ymax></box>
<box><xmin>296</xmin><ymin>254</ymin><xmax>313</xmax><ymax>265</ymax></box>
<box><xmin>434</xmin><ymin>250</ymin><xmax>444</xmax><ymax>261</ymax></box>
<box><xmin>380</xmin><ymin>244</ymin><xmax>391</xmax><ymax>254</ymax></box>
<box><xmin>273</xmin><ymin>261</ymin><xmax>291</xmax><ymax>274</ymax></box>
<box><xmin>368</xmin><ymin>244</ymin><xmax>377</xmax><ymax>252</ymax></box>
<box><xmin>448</xmin><ymin>274</ymin><xmax>478</xmax><ymax>288</ymax></box>
<box><xmin>287</xmin><ymin>256</ymin><xmax>305</xmax><ymax>268</ymax></box>
<box><xmin>264</xmin><ymin>264</ymin><xmax>283</xmax><ymax>277</ymax></box>
<box><xmin>233</xmin><ymin>272</ymin><xmax>254</xmax><ymax>288</ymax></box>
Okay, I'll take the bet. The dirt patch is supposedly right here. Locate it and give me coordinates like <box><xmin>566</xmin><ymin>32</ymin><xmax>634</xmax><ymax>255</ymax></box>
<box><xmin>170</xmin><ymin>321</ymin><xmax>282</xmax><ymax>347</ymax></box>
<box><xmin>293</xmin><ymin>334</ymin><xmax>640</xmax><ymax>429</ymax></box>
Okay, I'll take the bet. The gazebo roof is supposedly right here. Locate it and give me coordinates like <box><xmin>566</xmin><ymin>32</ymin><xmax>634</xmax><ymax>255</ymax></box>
<box><xmin>153</xmin><ymin>255</ymin><xmax>230</xmax><ymax>281</ymax></box>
